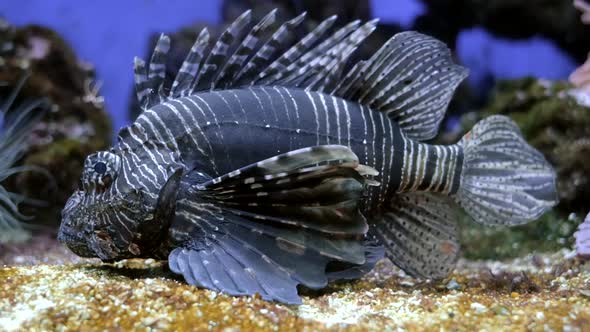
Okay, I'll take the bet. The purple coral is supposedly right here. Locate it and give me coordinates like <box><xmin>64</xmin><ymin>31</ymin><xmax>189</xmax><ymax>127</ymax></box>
<box><xmin>574</xmin><ymin>0</ymin><xmax>590</xmax><ymax>23</ymax></box>
<box><xmin>575</xmin><ymin>212</ymin><xmax>590</xmax><ymax>258</ymax></box>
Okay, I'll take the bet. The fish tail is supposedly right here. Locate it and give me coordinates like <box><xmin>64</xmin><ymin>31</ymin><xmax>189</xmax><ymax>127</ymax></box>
<box><xmin>455</xmin><ymin>115</ymin><xmax>558</xmax><ymax>226</ymax></box>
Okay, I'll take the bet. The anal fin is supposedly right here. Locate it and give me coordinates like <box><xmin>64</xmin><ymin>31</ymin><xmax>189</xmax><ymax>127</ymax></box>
<box><xmin>372</xmin><ymin>192</ymin><xmax>460</xmax><ymax>280</ymax></box>
<box><xmin>326</xmin><ymin>234</ymin><xmax>385</xmax><ymax>281</ymax></box>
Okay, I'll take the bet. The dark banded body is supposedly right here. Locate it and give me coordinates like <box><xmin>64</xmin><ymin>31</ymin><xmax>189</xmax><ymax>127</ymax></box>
<box><xmin>131</xmin><ymin>86</ymin><xmax>463</xmax><ymax>214</ymax></box>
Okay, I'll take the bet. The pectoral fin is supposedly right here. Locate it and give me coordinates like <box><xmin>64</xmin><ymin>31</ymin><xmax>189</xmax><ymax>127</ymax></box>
<box><xmin>168</xmin><ymin>145</ymin><xmax>380</xmax><ymax>304</ymax></box>
<box><xmin>197</xmin><ymin>145</ymin><xmax>378</xmax><ymax>235</ymax></box>
<box><xmin>154</xmin><ymin>168</ymin><xmax>183</xmax><ymax>223</ymax></box>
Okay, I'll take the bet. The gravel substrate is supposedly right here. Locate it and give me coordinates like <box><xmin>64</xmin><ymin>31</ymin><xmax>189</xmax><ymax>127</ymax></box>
<box><xmin>1</xmin><ymin>234</ymin><xmax>589</xmax><ymax>331</ymax></box>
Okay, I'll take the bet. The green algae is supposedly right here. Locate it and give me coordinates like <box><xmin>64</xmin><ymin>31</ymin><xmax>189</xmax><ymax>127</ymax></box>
<box><xmin>460</xmin><ymin>211</ymin><xmax>582</xmax><ymax>260</ymax></box>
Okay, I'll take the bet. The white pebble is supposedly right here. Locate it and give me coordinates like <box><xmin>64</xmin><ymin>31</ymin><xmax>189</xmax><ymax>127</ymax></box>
<box><xmin>470</xmin><ymin>302</ymin><xmax>488</xmax><ymax>314</ymax></box>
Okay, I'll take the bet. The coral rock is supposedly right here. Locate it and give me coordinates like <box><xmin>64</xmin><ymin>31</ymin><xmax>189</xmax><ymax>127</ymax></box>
<box><xmin>0</xmin><ymin>18</ymin><xmax>112</xmax><ymax>226</ymax></box>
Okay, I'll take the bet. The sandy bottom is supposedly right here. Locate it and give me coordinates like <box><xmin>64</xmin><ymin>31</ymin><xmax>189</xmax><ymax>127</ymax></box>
<box><xmin>1</xmin><ymin>234</ymin><xmax>589</xmax><ymax>331</ymax></box>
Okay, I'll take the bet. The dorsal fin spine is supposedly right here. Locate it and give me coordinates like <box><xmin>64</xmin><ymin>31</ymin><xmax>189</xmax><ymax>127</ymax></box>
<box><xmin>172</xmin><ymin>28</ymin><xmax>210</xmax><ymax>98</ymax></box>
<box><xmin>147</xmin><ymin>34</ymin><xmax>170</xmax><ymax>105</ymax></box>
<box><xmin>133</xmin><ymin>57</ymin><xmax>150</xmax><ymax>108</ymax></box>
<box><xmin>233</xmin><ymin>12</ymin><xmax>307</xmax><ymax>86</ymax></box>
<box><xmin>255</xmin><ymin>15</ymin><xmax>337</xmax><ymax>85</ymax></box>
<box><xmin>194</xmin><ymin>10</ymin><xmax>252</xmax><ymax>91</ymax></box>
<box><xmin>133</xmin><ymin>10</ymin><xmax>467</xmax><ymax>142</ymax></box>
<box><xmin>216</xmin><ymin>9</ymin><xmax>278</xmax><ymax>89</ymax></box>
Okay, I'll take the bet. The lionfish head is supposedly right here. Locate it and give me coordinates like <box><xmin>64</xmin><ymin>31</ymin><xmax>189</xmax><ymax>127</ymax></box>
<box><xmin>58</xmin><ymin>148</ymin><xmax>182</xmax><ymax>262</ymax></box>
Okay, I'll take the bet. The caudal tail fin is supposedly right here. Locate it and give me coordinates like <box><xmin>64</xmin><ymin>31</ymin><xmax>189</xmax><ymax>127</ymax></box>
<box><xmin>456</xmin><ymin>115</ymin><xmax>558</xmax><ymax>226</ymax></box>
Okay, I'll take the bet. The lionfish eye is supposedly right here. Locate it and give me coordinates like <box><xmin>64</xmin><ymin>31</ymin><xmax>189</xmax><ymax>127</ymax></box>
<box><xmin>94</xmin><ymin>162</ymin><xmax>107</xmax><ymax>174</ymax></box>
<box><xmin>82</xmin><ymin>151</ymin><xmax>121</xmax><ymax>191</ymax></box>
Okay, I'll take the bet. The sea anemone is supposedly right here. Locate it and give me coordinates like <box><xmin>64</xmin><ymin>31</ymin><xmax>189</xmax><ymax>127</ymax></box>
<box><xmin>0</xmin><ymin>75</ymin><xmax>46</xmax><ymax>243</ymax></box>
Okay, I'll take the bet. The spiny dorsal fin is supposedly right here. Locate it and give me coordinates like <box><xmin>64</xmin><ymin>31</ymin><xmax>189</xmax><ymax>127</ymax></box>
<box><xmin>193</xmin><ymin>10</ymin><xmax>253</xmax><ymax>91</ymax></box>
<box><xmin>133</xmin><ymin>10</ymin><xmax>376</xmax><ymax>110</ymax></box>
<box><xmin>332</xmin><ymin>31</ymin><xmax>468</xmax><ymax>141</ymax></box>
<box><xmin>300</xmin><ymin>19</ymin><xmax>378</xmax><ymax>92</ymax></box>
<box><xmin>233</xmin><ymin>12</ymin><xmax>306</xmax><ymax>85</ymax></box>
<box><xmin>215</xmin><ymin>9</ymin><xmax>278</xmax><ymax>89</ymax></box>
<box><xmin>170</xmin><ymin>29</ymin><xmax>210</xmax><ymax>98</ymax></box>
<box><xmin>133</xmin><ymin>34</ymin><xmax>170</xmax><ymax>109</ymax></box>
<box><xmin>133</xmin><ymin>10</ymin><xmax>467</xmax><ymax>141</ymax></box>
<box><xmin>254</xmin><ymin>15</ymin><xmax>338</xmax><ymax>85</ymax></box>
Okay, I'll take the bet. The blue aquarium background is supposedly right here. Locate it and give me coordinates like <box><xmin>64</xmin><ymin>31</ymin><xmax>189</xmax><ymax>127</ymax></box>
<box><xmin>0</xmin><ymin>0</ymin><xmax>579</xmax><ymax>132</ymax></box>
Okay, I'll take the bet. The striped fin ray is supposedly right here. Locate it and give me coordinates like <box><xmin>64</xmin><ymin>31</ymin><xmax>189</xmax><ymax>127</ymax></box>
<box><xmin>133</xmin><ymin>34</ymin><xmax>171</xmax><ymax>109</ymax></box>
<box><xmin>192</xmin><ymin>10</ymin><xmax>253</xmax><ymax>91</ymax></box>
<box><xmin>233</xmin><ymin>13</ymin><xmax>307</xmax><ymax>85</ymax></box>
<box><xmin>170</xmin><ymin>29</ymin><xmax>210</xmax><ymax>98</ymax></box>
<box><xmin>214</xmin><ymin>10</ymin><xmax>278</xmax><ymax>89</ymax></box>
<box><xmin>133</xmin><ymin>10</ymin><xmax>383</xmax><ymax>111</ymax></box>
<box><xmin>326</xmin><ymin>234</ymin><xmax>385</xmax><ymax>281</ymax></box>
<box><xmin>198</xmin><ymin>145</ymin><xmax>361</xmax><ymax>187</ymax></box>
<box><xmin>169</xmin><ymin>234</ymin><xmax>302</xmax><ymax>304</ymax></box>
<box><xmin>372</xmin><ymin>192</ymin><xmax>460</xmax><ymax>279</ymax></box>
<box><xmin>302</xmin><ymin>19</ymin><xmax>379</xmax><ymax>92</ymax></box>
<box><xmin>253</xmin><ymin>15</ymin><xmax>340</xmax><ymax>85</ymax></box>
<box><xmin>456</xmin><ymin>115</ymin><xmax>557</xmax><ymax>226</ymax></box>
<box><xmin>333</xmin><ymin>31</ymin><xmax>468</xmax><ymax>141</ymax></box>
<box><xmin>257</xmin><ymin>18</ymin><xmax>377</xmax><ymax>90</ymax></box>
<box><xmin>168</xmin><ymin>221</ymin><xmax>362</xmax><ymax>304</ymax></box>
<box><xmin>169</xmin><ymin>189</ymin><xmax>371</xmax><ymax>304</ymax></box>
<box><xmin>195</xmin><ymin>145</ymin><xmax>378</xmax><ymax>235</ymax></box>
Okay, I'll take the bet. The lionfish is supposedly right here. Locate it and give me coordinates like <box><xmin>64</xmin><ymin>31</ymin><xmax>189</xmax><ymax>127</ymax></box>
<box><xmin>58</xmin><ymin>10</ymin><xmax>557</xmax><ymax>304</ymax></box>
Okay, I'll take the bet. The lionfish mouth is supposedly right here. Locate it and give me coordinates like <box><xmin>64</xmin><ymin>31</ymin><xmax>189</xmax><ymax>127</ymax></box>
<box><xmin>57</xmin><ymin>229</ymin><xmax>95</xmax><ymax>258</ymax></box>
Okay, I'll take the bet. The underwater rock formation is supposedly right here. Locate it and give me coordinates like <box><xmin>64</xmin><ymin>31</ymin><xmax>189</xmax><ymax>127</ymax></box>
<box><xmin>415</xmin><ymin>0</ymin><xmax>590</xmax><ymax>63</ymax></box>
<box><xmin>0</xmin><ymin>18</ymin><xmax>112</xmax><ymax>227</ymax></box>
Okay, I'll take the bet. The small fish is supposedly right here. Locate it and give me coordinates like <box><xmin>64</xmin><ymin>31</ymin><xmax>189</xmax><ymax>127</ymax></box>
<box><xmin>58</xmin><ymin>10</ymin><xmax>558</xmax><ymax>304</ymax></box>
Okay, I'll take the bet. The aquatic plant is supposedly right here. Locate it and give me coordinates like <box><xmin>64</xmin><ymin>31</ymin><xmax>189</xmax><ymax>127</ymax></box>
<box><xmin>0</xmin><ymin>76</ymin><xmax>46</xmax><ymax>243</ymax></box>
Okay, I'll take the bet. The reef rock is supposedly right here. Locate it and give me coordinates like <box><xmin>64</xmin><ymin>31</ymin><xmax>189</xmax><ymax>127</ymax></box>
<box><xmin>415</xmin><ymin>0</ymin><xmax>590</xmax><ymax>63</ymax></box>
<box><xmin>0</xmin><ymin>18</ymin><xmax>112</xmax><ymax>226</ymax></box>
